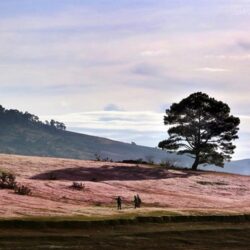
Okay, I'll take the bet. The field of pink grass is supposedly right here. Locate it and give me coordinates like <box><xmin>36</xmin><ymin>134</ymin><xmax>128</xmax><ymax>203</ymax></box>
<box><xmin>0</xmin><ymin>154</ymin><xmax>249</xmax><ymax>218</ymax></box>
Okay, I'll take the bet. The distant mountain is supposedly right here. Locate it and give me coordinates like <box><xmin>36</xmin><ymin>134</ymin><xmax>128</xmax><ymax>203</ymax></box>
<box><xmin>0</xmin><ymin>105</ymin><xmax>248</xmax><ymax>176</ymax></box>
<box><xmin>199</xmin><ymin>159</ymin><xmax>250</xmax><ymax>176</ymax></box>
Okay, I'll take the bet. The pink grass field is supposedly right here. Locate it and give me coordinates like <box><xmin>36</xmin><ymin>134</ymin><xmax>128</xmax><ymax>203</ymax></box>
<box><xmin>0</xmin><ymin>154</ymin><xmax>249</xmax><ymax>219</ymax></box>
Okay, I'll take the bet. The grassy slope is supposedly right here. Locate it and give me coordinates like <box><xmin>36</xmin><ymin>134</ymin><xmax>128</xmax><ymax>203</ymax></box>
<box><xmin>0</xmin><ymin>122</ymin><xmax>170</xmax><ymax>161</ymax></box>
<box><xmin>0</xmin><ymin>154</ymin><xmax>249</xmax><ymax>218</ymax></box>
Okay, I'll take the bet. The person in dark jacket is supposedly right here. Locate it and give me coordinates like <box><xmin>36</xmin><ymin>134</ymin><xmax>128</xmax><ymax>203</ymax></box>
<box><xmin>134</xmin><ymin>195</ymin><xmax>138</xmax><ymax>208</ymax></box>
<box><xmin>136</xmin><ymin>194</ymin><xmax>142</xmax><ymax>208</ymax></box>
<box><xmin>116</xmin><ymin>196</ymin><xmax>122</xmax><ymax>210</ymax></box>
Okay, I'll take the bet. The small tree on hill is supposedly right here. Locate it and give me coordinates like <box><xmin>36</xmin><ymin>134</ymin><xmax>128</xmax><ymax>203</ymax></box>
<box><xmin>158</xmin><ymin>92</ymin><xmax>240</xmax><ymax>170</ymax></box>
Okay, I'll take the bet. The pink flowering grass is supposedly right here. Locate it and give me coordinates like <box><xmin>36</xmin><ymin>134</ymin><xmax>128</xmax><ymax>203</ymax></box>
<box><xmin>0</xmin><ymin>154</ymin><xmax>249</xmax><ymax>218</ymax></box>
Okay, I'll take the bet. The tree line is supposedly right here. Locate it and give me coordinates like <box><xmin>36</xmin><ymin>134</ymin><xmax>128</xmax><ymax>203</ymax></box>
<box><xmin>0</xmin><ymin>105</ymin><xmax>66</xmax><ymax>131</ymax></box>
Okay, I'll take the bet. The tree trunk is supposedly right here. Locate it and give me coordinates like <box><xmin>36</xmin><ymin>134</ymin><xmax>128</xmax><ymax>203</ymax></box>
<box><xmin>192</xmin><ymin>155</ymin><xmax>200</xmax><ymax>170</ymax></box>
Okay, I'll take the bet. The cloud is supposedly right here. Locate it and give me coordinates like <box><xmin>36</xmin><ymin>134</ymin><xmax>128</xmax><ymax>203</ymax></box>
<box><xmin>205</xmin><ymin>54</ymin><xmax>250</xmax><ymax>61</ymax></box>
<box><xmin>237</xmin><ymin>41</ymin><xmax>250</xmax><ymax>51</ymax></box>
<box><xmin>196</xmin><ymin>67</ymin><xmax>229</xmax><ymax>73</ymax></box>
<box><xmin>40</xmin><ymin>111</ymin><xmax>165</xmax><ymax>132</ymax></box>
<box><xmin>131</xmin><ymin>63</ymin><xmax>161</xmax><ymax>76</ymax></box>
<box><xmin>40</xmin><ymin>110</ymin><xmax>167</xmax><ymax>149</ymax></box>
<box><xmin>104</xmin><ymin>104</ymin><xmax>124</xmax><ymax>112</ymax></box>
<box><xmin>141</xmin><ymin>49</ymin><xmax>169</xmax><ymax>57</ymax></box>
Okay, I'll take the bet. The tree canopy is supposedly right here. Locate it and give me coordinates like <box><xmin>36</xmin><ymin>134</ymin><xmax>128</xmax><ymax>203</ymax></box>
<box><xmin>0</xmin><ymin>105</ymin><xmax>66</xmax><ymax>131</ymax></box>
<box><xmin>158</xmin><ymin>92</ymin><xmax>240</xmax><ymax>170</ymax></box>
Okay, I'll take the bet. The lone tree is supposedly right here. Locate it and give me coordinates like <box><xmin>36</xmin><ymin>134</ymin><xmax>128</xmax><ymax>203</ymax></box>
<box><xmin>158</xmin><ymin>92</ymin><xmax>240</xmax><ymax>170</ymax></box>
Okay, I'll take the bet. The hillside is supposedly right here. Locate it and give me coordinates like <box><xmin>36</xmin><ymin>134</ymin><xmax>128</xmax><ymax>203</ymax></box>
<box><xmin>0</xmin><ymin>154</ymin><xmax>249</xmax><ymax>218</ymax></box>
<box><xmin>0</xmin><ymin>105</ymin><xmax>181</xmax><ymax>163</ymax></box>
<box><xmin>0</xmin><ymin>122</ymin><xmax>179</xmax><ymax>163</ymax></box>
<box><xmin>0</xmin><ymin>105</ymin><xmax>249</xmax><ymax>176</ymax></box>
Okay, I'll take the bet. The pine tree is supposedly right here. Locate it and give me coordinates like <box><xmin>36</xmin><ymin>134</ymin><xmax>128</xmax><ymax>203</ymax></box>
<box><xmin>158</xmin><ymin>92</ymin><xmax>240</xmax><ymax>170</ymax></box>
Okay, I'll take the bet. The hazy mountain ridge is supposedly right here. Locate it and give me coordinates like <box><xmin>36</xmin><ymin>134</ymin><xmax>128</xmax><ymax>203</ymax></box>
<box><xmin>200</xmin><ymin>159</ymin><xmax>250</xmax><ymax>176</ymax></box>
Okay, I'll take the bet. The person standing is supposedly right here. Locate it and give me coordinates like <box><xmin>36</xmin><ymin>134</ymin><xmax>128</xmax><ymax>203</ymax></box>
<box><xmin>116</xmin><ymin>196</ymin><xmax>122</xmax><ymax>210</ymax></box>
<box><xmin>136</xmin><ymin>194</ymin><xmax>142</xmax><ymax>208</ymax></box>
<box><xmin>134</xmin><ymin>195</ymin><xmax>138</xmax><ymax>208</ymax></box>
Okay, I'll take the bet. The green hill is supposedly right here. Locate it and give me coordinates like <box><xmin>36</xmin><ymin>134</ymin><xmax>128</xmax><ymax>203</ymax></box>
<box><xmin>0</xmin><ymin>105</ymin><xmax>171</xmax><ymax>162</ymax></box>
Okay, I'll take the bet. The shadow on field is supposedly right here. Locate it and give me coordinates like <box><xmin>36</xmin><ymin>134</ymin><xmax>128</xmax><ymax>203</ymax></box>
<box><xmin>30</xmin><ymin>165</ymin><xmax>201</xmax><ymax>181</ymax></box>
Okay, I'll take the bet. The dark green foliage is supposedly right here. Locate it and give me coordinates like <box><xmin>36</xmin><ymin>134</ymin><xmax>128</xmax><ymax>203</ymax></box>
<box><xmin>0</xmin><ymin>172</ymin><xmax>31</xmax><ymax>195</ymax></box>
<box><xmin>0</xmin><ymin>172</ymin><xmax>17</xmax><ymax>189</ymax></box>
<box><xmin>14</xmin><ymin>184</ymin><xmax>32</xmax><ymax>195</ymax></box>
<box><xmin>121</xmin><ymin>159</ymin><xmax>148</xmax><ymax>164</ymax></box>
<box><xmin>0</xmin><ymin>105</ymin><xmax>66</xmax><ymax>131</ymax></box>
<box><xmin>159</xmin><ymin>92</ymin><xmax>240</xmax><ymax>170</ymax></box>
<box><xmin>94</xmin><ymin>153</ymin><xmax>101</xmax><ymax>161</ymax></box>
<box><xmin>94</xmin><ymin>153</ymin><xmax>113</xmax><ymax>162</ymax></box>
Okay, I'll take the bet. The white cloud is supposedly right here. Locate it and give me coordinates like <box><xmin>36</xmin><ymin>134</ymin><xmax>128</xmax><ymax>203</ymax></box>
<box><xmin>41</xmin><ymin>111</ymin><xmax>165</xmax><ymax>133</ymax></box>
<box><xmin>141</xmin><ymin>49</ymin><xmax>169</xmax><ymax>57</ymax></box>
<box><xmin>196</xmin><ymin>67</ymin><xmax>229</xmax><ymax>73</ymax></box>
<box><xmin>205</xmin><ymin>54</ymin><xmax>250</xmax><ymax>61</ymax></box>
<box><xmin>104</xmin><ymin>104</ymin><xmax>124</xmax><ymax>112</ymax></box>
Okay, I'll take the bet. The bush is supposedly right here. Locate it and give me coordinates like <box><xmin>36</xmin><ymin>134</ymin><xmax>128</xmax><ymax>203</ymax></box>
<box><xmin>94</xmin><ymin>153</ymin><xmax>113</xmax><ymax>162</ymax></box>
<box><xmin>197</xmin><ymin>181</ymin><xmax>228</xmax><ymax>186</ymax></box>
<box><xmin>0</xmin><ymin>172</ymin><xmax>17</xmax><ymax>189</ymax></box>
<box><xmin>121</xmin><ymin>159</ymin><xmax>148</xmax><ymax>164</ymax></box>
<box><xmin>94</xmin><ymin>153</ymin><xmax>101</xmax><ymax>161</ymax></box>
<box><xmin>14</xmin><ymin>184</ymin><xmax>32</xmax><ymax>195</ymax></box>
<box><xmin>70</xmin><ymin>182</ymin><xmax>85</xmax><ymax>190</ymax></box>
<box><xmin>0</xmin><ymin>171</ymin><xmax>31</xmax><ymax>195</ymax></box>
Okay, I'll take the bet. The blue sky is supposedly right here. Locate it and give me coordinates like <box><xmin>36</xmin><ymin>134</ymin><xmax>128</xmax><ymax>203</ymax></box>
<box><xmin>1</xmin><ymin>0</ymin><xmax>250</xmax><ymax>159</ymax></box>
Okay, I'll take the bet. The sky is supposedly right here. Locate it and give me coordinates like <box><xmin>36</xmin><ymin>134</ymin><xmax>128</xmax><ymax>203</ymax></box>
<box><xmin>0</xmin><ymin>0</ymin><xmax>250</xmax><ymax>160</ymax></box>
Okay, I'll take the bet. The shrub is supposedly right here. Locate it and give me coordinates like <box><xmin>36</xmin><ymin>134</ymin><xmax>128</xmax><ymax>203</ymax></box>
<box><xmin>70</xmin><ymin>182</ymin><xmax>85</xmax><ymax>190</ymax></box>
<box><xmin>197</xmin><ymin>181</ymin><xmax>228</xmax><ymax>186</ymax></box>
<box><xmin>122</xmin><ymin>159</ymin><xmax>148</xmax><ymax>164</ymax></box>
<box><xmin>94</xmin><ymin>153</ymin><xmax>101</xmax><ymax>161</ymax></box>
<box><xmin>0</xmin><ymin>172</ymin><xmax>17</xmax><ymax>189</ymax></box>
<box><xmin>0</xmin><ymin>171</ymin><xmax>31</xmax><ymax>195</ymax></box>
<box><xmin>14</xmin><ymin>184</ymin><xmax>32</xmax><ymax>195</ymax></box>
<box><xmin>94</xmin><ymin>153</ymin><xmax>113</xmax><ymax>162</ymax></box>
